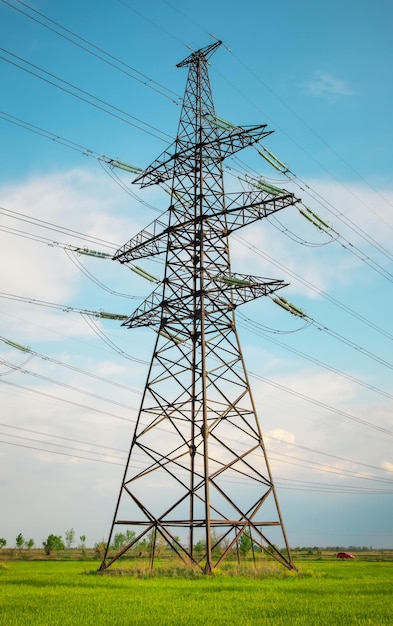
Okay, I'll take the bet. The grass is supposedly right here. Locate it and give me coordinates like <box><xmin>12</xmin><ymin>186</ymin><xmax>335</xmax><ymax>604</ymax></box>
<box><xmin>1</xmin><ymin>559</ymin><xmax>393</xmax><ymax>625</ymax></box>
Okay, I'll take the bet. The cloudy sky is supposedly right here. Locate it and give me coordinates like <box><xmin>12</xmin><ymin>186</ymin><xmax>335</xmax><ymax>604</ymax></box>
<box><xmin>0</xmin><ymin>0</ymin><xmax>392</xmax><ymax>550</ymax></box>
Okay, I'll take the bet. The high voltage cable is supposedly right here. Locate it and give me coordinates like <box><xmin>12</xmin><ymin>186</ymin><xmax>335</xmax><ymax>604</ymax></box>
<box><xmin>2</xmin><ymin>204</ymin><xmax>391</xmax><ymax>345</ymax></box>
<box><xmin>0</xmin><ymin>292</ymin><xmax>149</xmax><ymax>364</ymax></box>
<box><xmin>1</xmin><ymin>292</ymin><xmax>391</xmax><ymax>439</ymax></box>
<box><xmin>1</xmin><ymin>212</ymin><xmax>391</xmax><ymax>387</ymax></box>
<box><xmin>267</xmin><ymin>434</ymin><xmax>391</xmax><ymax>476</ymax></box>
<box><xmin>238</xmin><ymin>314</ymin><xmax>393</xmax><ymax>401</ymax></box>
<box><xmin>0</xmin><ymin>206</ymin><xmax>119</xmax><ymax>249</ymax></box>
<box><xmin>0</xmin><ymin>422</ymin><xmax>128</xmax><ymax>454</ymax></box>
<box><xmin>1</xmin><ymin>285</ymin><xmax>391</xmax><ymax>379</ymax></box>
<box><xmin>0</xmin><ymin>430</ymin><xmax>126</xmax><ymax>461</ymax></box>
<box><xmin>0</xmin><ymin>335</ymin><xmax>143</xmax><ymax>396</ymax></box>
<box><xmin>1</xmin><ymin>435</ymin><xmax>391</xmax><ymax>496</ymax></box>
<box><xmin>0</xmin><ymin>438</ymin><xmax>124</xmax><ymax>466</ymax></box>
<box><xmin>292</xmin><ymin>173</ymin><xmax>393</xmax><ymax>266</ymax></box>
<box><xmin>0</xmin><ymin>111</ymin><xmax>160</xmax><ymax>212</ymax></box>
<box><xmin>0</xmin><ymin>48</ymin><xmax>172</xmax><ymax>142</ymax></box>
<box><xmin>0</xmin><ymin>378</ymin><xmax>134</xmax><ymax>422</ymax></box>
<box><xmin>269</xmin><ymin>452</ymin><xmax>393</xmax><ymax>487</ymax></box>
<box><xmin>1</xmin><ymin>417</ymin><xmax>388</xmax><ymax>482</ymax></box>
<box><xmin>246</xmin><ymin>367</ymin><xmax>393</xmax><ymax>438</ymax></box>
<box><xmin>234</xmin><ymin>233</ymin><xmax>393</xmax><ymax>341</ymax></box>
<box><xmin>1</xmin><ymin>0</ymin><xmax>182</xmax><ymax>106</ymax></box>
<box><xmin>0</xmin><ymin>357</ymin><xmax>139</xmax><ymax>411</ymax></box>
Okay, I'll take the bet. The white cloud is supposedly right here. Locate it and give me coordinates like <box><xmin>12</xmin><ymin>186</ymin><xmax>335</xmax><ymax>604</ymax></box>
<box><xmin>305</xmin><ymin>71</ymin><xmax>354</xmax><ymax>97</ymax></box>
<box><xmin>1</xmin><ymin>167</ymin><xmax>392</xmax><ymax>547</ymax></box>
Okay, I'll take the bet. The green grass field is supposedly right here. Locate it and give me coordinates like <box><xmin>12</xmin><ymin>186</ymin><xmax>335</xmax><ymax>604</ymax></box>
<box><xmin>1</xmin><ymin>559</ymin><xmax>393</xmax><ymax>625</ymax></box>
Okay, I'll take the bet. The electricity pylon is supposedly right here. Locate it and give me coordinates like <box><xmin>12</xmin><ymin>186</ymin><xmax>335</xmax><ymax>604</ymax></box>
<box><xmin>100</xmin><ymin>41</ymin><xmax>298</xmax><ymax>573</ymax></box>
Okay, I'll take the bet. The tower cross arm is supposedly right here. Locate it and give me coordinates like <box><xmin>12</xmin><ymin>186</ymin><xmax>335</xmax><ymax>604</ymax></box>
<box><xmin>113</xmin><ymin>213</ymin><xmax>169</xmax><ymax>264</ymax></box>
<box><xmin>133</xmin><ymin>126</ymin><xmax>273</xmax><ymax>189</ymax></box>
<box><xmin>223</xmin><ymin>188</ymin><xmax>300</xmax><ymax>234</ymax></box>
<box><xmin>211</xmin><ymin>273</ymin><xmax>289</xmax><ymax>307</ymax></box>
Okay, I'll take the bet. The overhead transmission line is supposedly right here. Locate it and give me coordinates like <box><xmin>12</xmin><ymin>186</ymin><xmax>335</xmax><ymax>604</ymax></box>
<box><xmin>0</xmin><ymin>357</ymin><xmax>140</xmax><ymax>412</ymax></box>
<box><xmin>1</xmin><ymin>416</ymin><xmax>389</xmax><ymax>486</ymax></box>
<box><xmin>2</xmin><ymin>207</ymin><xmax>391</xmax><ymax>403</ymax></box>
<box><xmin>237</xmin><ymin>312</ymin><xmax>393</xmax><ymax>402</ymax></box>
<box><xmin>144</xmin><ymin>0</ymin><xmax>393</xmax><ymax>230</ymax></box>
<box><xmin>0</xmin><ymin>378</ymin><xmax>134</xmax><ymax>423</ymax></box>
<box><xmin>222</xmin><ymin>130</ymin><xmax>393</xmax><ymax>277</ymax></box>
<box><xmin>0</xmin><ymin>335</ymin><xmax>143</xmax><ymax>396</ymax></box>
<box><xmin>0</xmin><ymin>47</ymin><xmax>172</xmax><ymax>142</ymax></box>
<box><xmin>0</xmin><ymin>206</ymin><xmax>119</xmax><ymax>249</ymax></box>
<box><xmin>246</xmin><ymin>366</ymin><xmax>393</xmax><ymax>438</ymax></box>
<box><xmin>1</xmin><ymin>424</ymin><xmax>391</xmax><ymax>495</ymax></box>
<box><xmin>1</xmin><ymin>291</ymin><xmax>392</xmax><ymax>440</ymax></box>
<box><xmin>1</xmin><ymin>204</ymin><xmax>392</xmax><ymax>375</ymax></box>
<box><xmin>1</xmin><ymin>0</ymin><xmax>182</xmax><ymax>106</ymax></box>
<box><xmin>233</xmin><ymin>233</ymin><xmax>393</xmax><ymax>342</ymax></box>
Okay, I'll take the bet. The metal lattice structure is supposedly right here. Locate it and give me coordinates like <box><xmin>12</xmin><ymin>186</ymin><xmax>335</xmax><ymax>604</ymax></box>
<box><xmin>100</xmin><ymin>41</ymin><xmax>298</xmax><ymax>573</ymax></box>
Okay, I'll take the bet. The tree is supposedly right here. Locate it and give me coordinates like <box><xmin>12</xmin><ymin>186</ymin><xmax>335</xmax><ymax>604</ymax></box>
<box><xmin>43</xmin><ymin>534</ymin><xmax>65</xmax><ymax>555</ymax></box>
<box><xmin>64</xmin><ymin>528</ymin><xmax>75</xmax><ymax>549</ymax></box>
<box><xmin>0</xmin><ymin>538</ymin><xmax>6</xmax><ymax>549</ymax></box>
<box><xmin>112</xmin><ymin>532</ymin><xmax>126</xmax><ymax>550</ymax></box>
<box><xmin>15</xmin><ymin>533</ymin><xmax>24</xmax><ymax>550</ymax></box>
<box><xmin>25</xmin><ymin>538</ymin><xmax>34</xmax><ymax>550</ymax></box>
<box><xmin>79</xmin><ymin>535</ymin><xmax>86</xmax><ymax>547</ymax></box>
<box><xmin>239</xmin><ymin>532</ymin><xmax>253</xmax><ymax>557</ymax></box>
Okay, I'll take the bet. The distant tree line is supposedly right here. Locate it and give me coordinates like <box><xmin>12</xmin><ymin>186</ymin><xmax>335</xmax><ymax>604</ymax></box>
<box><xmin>0</xmin><ymin>533</ymin><xmax>385</xmax><ymax>556</ymax></box>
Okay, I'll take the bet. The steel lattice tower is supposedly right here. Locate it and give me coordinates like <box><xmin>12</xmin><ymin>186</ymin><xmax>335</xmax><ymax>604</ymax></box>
<box><xmin>100</xmin><ymin>41</ymin><xmax>298</xmax><ymax>573</ymax></box>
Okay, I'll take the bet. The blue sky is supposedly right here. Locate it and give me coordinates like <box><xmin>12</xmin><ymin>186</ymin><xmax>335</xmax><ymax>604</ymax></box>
<box><xmin>0</xmin><ymin>0</ymin><xmax>392</xmax><ymax>551</ymax></box>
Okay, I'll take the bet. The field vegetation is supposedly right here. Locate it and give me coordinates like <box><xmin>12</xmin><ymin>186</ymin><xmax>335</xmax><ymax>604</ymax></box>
<box><xmin>1</xmin><ymin>552</ymin><xmax>392</xmax><ymax>625</ymax></box>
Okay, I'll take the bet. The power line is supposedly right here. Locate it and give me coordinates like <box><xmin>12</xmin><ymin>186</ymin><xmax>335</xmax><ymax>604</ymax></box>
<box><xmin>0</xmin><ymin>378</ymin><xmax>134</xmax><ymax>422</ymax></box>
<box><xmin>238</xmin><ymin>313</ymin><xmax>393</xmax><ymax>401</ymax></box>
<box><xmin>1</xmin><ymin>0</ymin><xmax>182</xmax><ymax>105</ymax></box>
<box><xmin>0</xmin><ymin>335</ymin><xmax>143</xmax><ymax>396</ymax></box>
<box><xmin>0</xmin><ymin>47</ymin><xmax>172</xmax><ymax>142</ymax></box>
<box><xmin>234</xmin><ymin>233</ymin><xmax>393</xmax><ymax>341</ymax></box>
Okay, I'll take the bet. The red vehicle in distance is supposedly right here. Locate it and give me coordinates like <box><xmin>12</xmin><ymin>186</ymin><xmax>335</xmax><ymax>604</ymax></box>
<box><xmin>337</xmin><ymin>552</ymin><xmax>355</xmax><ymax>559</ymax></box>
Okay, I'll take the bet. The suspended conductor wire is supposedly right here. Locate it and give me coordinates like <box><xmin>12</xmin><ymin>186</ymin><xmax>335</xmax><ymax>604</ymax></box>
<box><xmin>293</xmin><ymin>174</ymin><xmax>393</xmax><ymax>264</ymax></box>
<box><xmin>80</xmin><ymin>314</ymin><xmax>149</xmax><ymax>365</ymax></box>
<box><xmin>233</xmin><ymin>233</ymin><xmax>393</xmax><ymax>341</ymax></box>
<box><xmin>0</xmin><ymin>291</ymin><xmax>149</xmax><ymax>366</ymax></box>
<box><xmin>0</xmin><ymin>206</ymin><xmax>119</xmax><ymax>249</ymax></box>
<box><xmin>237</xmin><ymin>312</ymin><xmax>393</xmax><ymax>402</ymax></box>
<box><xmin>97</xmin><ymin>160</ymin><xmax>162</xmax><ymax>214</ymax></box>
<box><xmin>265</xmin><ymin>294</ymin><xmax>393</xmax><ymax>372</ymax></box>
<box><xmin>245</xmin><ymin>366</ymin><xmax>393</xmax><ymax>438</ymax></box>
<box><xmin>0</xmin><ymin>378</ymin><xmax>133</xmax><ymax>422</ymax></box>
<box><xmin>0</xmin><ymin>357</ymin><xmax>139</xmax><ymax>412</ymax></box>
<box><xmin>237</xmin><ymin>314</ymin><xmax>310</xmax><ymax>335</ymax></box>
<box><xmin>64</xmin><ymin>249</ymin><xmax>143</xmax><ymax>300</ymax></box>
<box><xmin>0</xmin><ymin>335</ymin><xmax>142</xmax><ymax>396</ymax></box>
<box><xmin>268</xmin><ymin>452</ymin><xmax>393</xmax><ymax>487</ymax></box>
<box><xmin>0</xmin><ymin>429</ymin><xmax>126</xmax><ymax>462</ymax></box>
<box><xmin>240</xmin><ymin>153</ymin><xmax>393</xmax><ymax>278</ymax></box>
<box><xmin>2</xmin><ymin>0</ymin><xmax>182</xmax><ymax>106</ymax></box>
<box><xmin>266</xmin><ymin>213</ymin><xmax>336</xmax><ymax>247</ymax></box>
<box><xmin>266</xmin><ymin>434</ymin><xmax>393</xmax><ymax>476</ymax></box>
<box><xmin>0</xmin><ymin>353</ymin><xmax>35</xmax><ymax>376</ymax></box>
<box><xmin>0</xmin><ymin>48</ymin><xmax>173</xmax><ymax>142</ymax></box>
<box><xmin>0</xmin><ymin>112</ymin><xmax>163</xmax><ymax>216</ymax></box>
